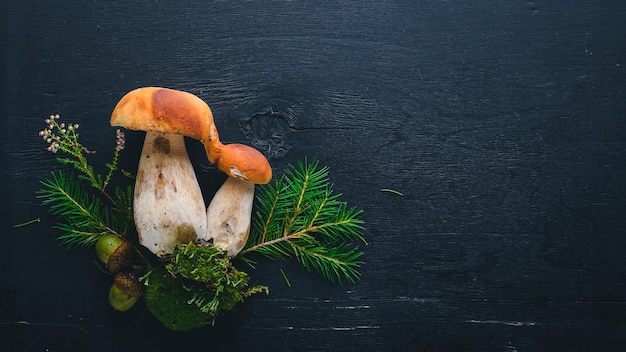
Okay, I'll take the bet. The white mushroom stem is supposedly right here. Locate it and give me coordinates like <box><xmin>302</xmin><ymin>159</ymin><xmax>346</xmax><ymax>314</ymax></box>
<box><xmin>134</xmin><ymin>132</ymin><xmax>206</xmax><ymax>257</ymax></box>
<box><xmin>204</xmin><ymin>177</ymin><xmax>255</xmax><ymax>256</ymax></box>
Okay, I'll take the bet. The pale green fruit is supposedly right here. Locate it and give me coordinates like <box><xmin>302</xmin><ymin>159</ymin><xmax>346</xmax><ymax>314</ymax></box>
<box><xmin>108</xmin><ymin>272</ymin><xmax>143</xmax><ymax>311</ymax></box>
<box><xmin>95</xmin><ymin>235</ymin><xmax>132</xmax><ymax>273</ymax></box>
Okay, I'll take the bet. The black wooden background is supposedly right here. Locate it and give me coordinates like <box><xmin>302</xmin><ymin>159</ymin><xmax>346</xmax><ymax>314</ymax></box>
<box><xmin>2</xmin><ymin>1</ymin><xmax>626</xmax><ymax>351</ymax></box>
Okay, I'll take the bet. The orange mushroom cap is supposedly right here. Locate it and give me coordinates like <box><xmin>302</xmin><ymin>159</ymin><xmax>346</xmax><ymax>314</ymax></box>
<box><xmin>215</xmin><ymin>143</ymin><xmax>272</xmax><ymax>184</ymax></box>
<box><xmin>110</xmin><ymin>87</ymin><xmax>221</xmax><ymax>161</ymax></box>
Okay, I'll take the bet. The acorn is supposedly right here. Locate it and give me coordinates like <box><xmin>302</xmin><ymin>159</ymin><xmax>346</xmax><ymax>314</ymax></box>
<box><xmin>95</xmin><ymin>235</ymin><xmax>132</xmax><ymax>273</ymax></box>
<box><xmin>109</xmin><ymin>272</ymin><xmax>143</xmax><ymax>311</ymax></box>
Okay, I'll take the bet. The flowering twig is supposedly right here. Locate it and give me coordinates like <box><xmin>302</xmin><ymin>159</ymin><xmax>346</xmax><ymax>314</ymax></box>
<box><xmin>39</xmin><ymin>114</ymin><xmax>127</xmax><ymax>208</ymax></box>
<box><xmin>38</xmin><ymin>114</ymin><xmax>134</xmax><ymax>248</ymax></box>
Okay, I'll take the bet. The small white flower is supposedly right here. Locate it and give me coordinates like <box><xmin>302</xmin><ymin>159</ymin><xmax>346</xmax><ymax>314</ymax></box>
<box><xmin>115</xmin><ymin>129</ymin><xmax>126</xmax><ymax>151</ymax></box>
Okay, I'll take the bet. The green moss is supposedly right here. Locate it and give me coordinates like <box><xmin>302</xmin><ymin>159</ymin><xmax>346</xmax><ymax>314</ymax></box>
<box><xmin>144</xmin><ymin>269</ymin><xmax>210</xmax><ymax>331</ymax></box>
<box><xmin>144</xmin><ymin>244</ymin><xmax>268</xmax><ymax>331</ymax></box>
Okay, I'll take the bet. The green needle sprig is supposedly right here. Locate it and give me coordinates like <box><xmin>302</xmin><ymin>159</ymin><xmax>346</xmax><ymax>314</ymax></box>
<box><xmin>39</xmin><ymin>171</ymin><xmax>127</xmax><ymax>248</ymax></box>
<box><xmin>241</xmin><ymin>159</ymin><xmax>366</xmax><ymax>285</ymax></box>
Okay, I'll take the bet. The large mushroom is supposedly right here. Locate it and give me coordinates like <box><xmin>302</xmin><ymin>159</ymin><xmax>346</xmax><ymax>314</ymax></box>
<box><xmin>204</xmin><ymin>143</ymin><xmax>272</xmax><ymax>256</ymax></box>
<box><xmin>110</xmin><ymin>87</ymin><xmax>219</xmax><ymax>257</ymax></box>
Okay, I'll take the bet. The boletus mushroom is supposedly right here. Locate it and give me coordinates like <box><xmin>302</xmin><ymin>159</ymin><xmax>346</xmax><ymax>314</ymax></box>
<box><xmin>204</xmin><ymin>143</ymin><xmax>272</xmax><ymax>256</ymax></box>
<box><xmin>111</xmin><ymin>87</ymin><xmax>219</xmax><ymax>257</ymax></box>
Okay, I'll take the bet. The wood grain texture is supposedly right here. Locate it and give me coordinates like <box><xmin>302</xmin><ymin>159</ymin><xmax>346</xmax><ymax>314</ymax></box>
<box><xmin>2</xmin><ymin>0</ymin><xmax>626</xmax><ymax>351</ymax></box>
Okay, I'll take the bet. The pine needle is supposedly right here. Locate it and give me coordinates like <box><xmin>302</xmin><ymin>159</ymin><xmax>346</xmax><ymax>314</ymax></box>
<box><xmin>381</xmin><ymin>188</ymin><xmax>403</xmax><ymax>196</ymax></box>
<box><xmin>280</xmin><ymin>269</ymin><xmax>291</xmax><ymax>287</ymax></box>
<box><xmin>12</xmin><ymin>218</ymin><xmax>41</xmax><ymax>228</ymax></box>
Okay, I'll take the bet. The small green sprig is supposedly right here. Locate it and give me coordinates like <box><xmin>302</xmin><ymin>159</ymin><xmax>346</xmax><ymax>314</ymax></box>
<box><xmin>39</xmin><ymin>114</ymin><xmax>128</xmax><ymax>206</ymax></box>
<box><xmin>38</xmin><ymin>114</ymin><xmax>133</xmax><ymax>248</ymax></box>
<box><xmin>242</xmin><ymin>159</ymin><xmax>366</xmax><ymax>285</ymax></box>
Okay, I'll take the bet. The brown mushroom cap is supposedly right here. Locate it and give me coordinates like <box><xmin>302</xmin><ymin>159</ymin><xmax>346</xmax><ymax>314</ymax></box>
<box><xmin>110</xmin><ymin>87</ymin><xmax>221</xmax><ymax>161</ymax></box>
<box><xmin>215</xmin><ymin>143</ymin><xmax>272</xmax><ymax>184</ymax></box>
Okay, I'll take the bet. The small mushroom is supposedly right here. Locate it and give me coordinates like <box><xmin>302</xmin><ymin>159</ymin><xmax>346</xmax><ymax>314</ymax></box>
<box><xmin>203</xmin><ymin>143</ymin><xmax>272</xmax><ymax>256</ymax></box>
<box><xmin>111</xmin><ymin>87</ymin><xmax>218</xmax><ymax>257</ymax></box>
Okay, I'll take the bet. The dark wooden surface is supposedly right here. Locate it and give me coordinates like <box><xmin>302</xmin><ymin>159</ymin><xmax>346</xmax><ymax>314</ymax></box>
<box><xmin>2</xmin><ymin>1</ymin><xmax>626</xmax><ymax>351</ymax></box>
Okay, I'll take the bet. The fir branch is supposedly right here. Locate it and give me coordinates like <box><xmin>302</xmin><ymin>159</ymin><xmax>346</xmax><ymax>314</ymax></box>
<box><xmin>38</xmin><ymin>171</ymin><xmax>124</xmax><ymax>248</ymax></box>
<box><xmin>242</xmin><ymin>159</ymin><xmax>366</xmax><ymax>285</ymax></box>
<box><xmin>291</xmin><ymin>241</ymin><xmax>363</xmax><ymax>285</ymax></box>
